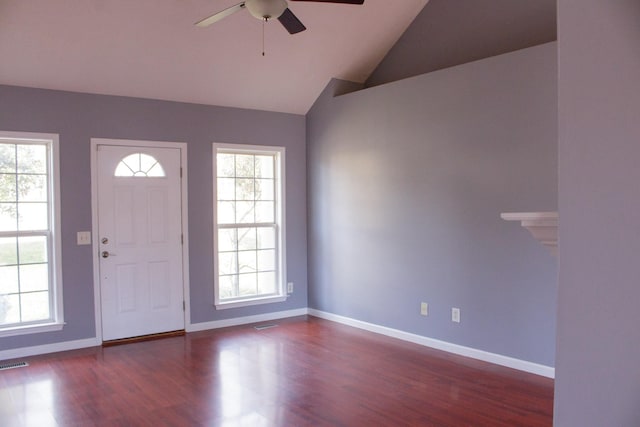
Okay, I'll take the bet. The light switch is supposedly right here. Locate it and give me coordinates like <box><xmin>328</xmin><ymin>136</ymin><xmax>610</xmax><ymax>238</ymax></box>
<box><xmin>77</xmin><ymin>231</ymin><xmax>92</xmax><ymax>245</ymax></box>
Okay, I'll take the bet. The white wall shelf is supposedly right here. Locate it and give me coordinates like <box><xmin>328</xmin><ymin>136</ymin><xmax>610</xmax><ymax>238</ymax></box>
<box><xmin>501</xmin><ymin>212</ymin><xmax>558</xmax><ymax>256</ymax></box>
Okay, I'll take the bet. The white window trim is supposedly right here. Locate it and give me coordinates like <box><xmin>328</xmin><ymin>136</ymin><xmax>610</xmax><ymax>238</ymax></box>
<box><xmin>213</xmin><ymin>143</ymin><xmax>287</xmax><ymax>310</ymax></box>
<box><xmin>0</xmin><ymin>131</ymin><xmax>64</xmax><ymax>338</ymax></box>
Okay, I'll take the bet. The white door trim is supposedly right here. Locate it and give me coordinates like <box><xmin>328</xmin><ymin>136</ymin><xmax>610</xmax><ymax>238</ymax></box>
<box><xmin>90</xmin><ymin>138</ymin><xmax>190</xmax><ymax>342</ymax></box>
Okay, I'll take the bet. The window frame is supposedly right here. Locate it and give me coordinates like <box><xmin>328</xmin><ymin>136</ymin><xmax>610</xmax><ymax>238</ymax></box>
<box><xmin>212</xmin><ymin>143</ymin><xmax>287</xmax><ymax>310</ymax></box>
<box><xmin>0</xmin><ymin>131</ymin><xmax>64</xmax><ymax>337</ymax></box>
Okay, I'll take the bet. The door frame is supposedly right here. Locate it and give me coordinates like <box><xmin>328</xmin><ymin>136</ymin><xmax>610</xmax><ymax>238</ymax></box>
<box><xmin>90</xmin><ymin>138</ymin><xmax>190</xmax><ymax>342</ymax></box>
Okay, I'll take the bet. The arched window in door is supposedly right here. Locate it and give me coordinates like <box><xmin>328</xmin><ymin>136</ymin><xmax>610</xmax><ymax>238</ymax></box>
<box><xmin>114</xmin><ymin>153</ymin><xmax>166</xmax><ymax>177</ymax></box>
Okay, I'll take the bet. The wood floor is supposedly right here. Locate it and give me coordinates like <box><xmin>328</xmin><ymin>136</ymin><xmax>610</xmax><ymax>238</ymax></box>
<box><xmin>0</xmin><ymin>316</ymin><xmax>553</xmax><ymax>426</ymax></box>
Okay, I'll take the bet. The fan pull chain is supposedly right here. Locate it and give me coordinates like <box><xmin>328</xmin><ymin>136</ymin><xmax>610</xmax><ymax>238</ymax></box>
<box><xmin>262</xmin><ymin>18</ymin><xmax>266</xmax><ymax>56</ymax></box>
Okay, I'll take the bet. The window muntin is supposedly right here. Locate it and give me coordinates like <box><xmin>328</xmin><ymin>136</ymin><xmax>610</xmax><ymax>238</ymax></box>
<box><xmin>0</xmin><ymin>133</ymin><xmax>63</xmax><ymax>335</ymax></box>
<box><xmin>114</xmin><ymin>153</ymin><xmax>165</xmax><ymax>177</ymax></box>
<box><xmin>213</xmin><ymin>145</ymin><xmax>286</xmax><ymax>308</ymax></box>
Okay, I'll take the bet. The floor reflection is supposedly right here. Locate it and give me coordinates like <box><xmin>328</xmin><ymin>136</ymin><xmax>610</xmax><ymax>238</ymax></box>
<box><xmin>2</xmin><ymin>379</ymin><xmax>56</xmax><ymax>427</ymax></box>
<box><xmin>216</xmin><ymin>338</ymin><xmax>283</xmax><ymax>423</ymax></box>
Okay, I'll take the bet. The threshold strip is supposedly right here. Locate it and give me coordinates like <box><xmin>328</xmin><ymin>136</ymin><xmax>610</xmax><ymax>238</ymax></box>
<box><xmin>102</xmin><ymin>330</ymin><xmax>185</xmax><ymax>347</ymax></box>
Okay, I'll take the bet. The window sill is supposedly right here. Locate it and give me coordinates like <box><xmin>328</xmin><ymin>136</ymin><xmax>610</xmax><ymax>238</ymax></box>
<box><xmin>0</xmin><ymin>322</ymin><xmax>65</xmax><ymax>338</ymax></box>
<box><xmin>215</xmin><ymin>295</ymin><xmax>287</xmax><ymax>310</ymax></box>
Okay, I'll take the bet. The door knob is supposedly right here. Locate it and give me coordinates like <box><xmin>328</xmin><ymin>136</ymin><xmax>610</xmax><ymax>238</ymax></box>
<box><xmin>101</xmin><ymin>251</ymin><xmax>116</xmax><ymax>258</ymax></box>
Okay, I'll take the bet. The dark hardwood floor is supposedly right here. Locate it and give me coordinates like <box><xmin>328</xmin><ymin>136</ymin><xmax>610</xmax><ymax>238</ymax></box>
<box><xmin>0</xmin><ymin>316</ymin><xmax>553</xmax><ymax>426</ymax></box>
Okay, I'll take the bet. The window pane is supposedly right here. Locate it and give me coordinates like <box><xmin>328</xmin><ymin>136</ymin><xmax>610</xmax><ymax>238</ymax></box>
<box><xmin>257</xmin><ymin>272</ymin><xmax>276</xmax><ymax>294</ymax></box>
<box><xmin>257</xmin><ymin>228</ymin><xmax>275</xmax><ymax>249</ymax></box>
<box><xmin>139</xmin><ymin>154</ymin><xmax>157</xmax><ymax>173</ymax></box>
<box><xmin>0</xmin><ymin>294</ymin><xmax>20</xmax><ymax>325</ymax></box>
<box><xmin>19</xmin><ymin>236</ymin><xmax>48</xmax><ymax>264</ymax></box>
<box><xmin>235</xmin><ymin>155</ymin><xmax>254</xmax><ymax>178</ymax></box>
<box><xmin>0</xmin><ymin>265</ymin><xmax>19</xmax><ymax>294</ymax></box>
<box><xmin>18</xmin><ymin>203</ymin><xmax>48</xmax><ymax>230</ymax></box>
<box><xmin>0</xmin><ymin>174</ymin><xmax>17</xmax><ymax>202</ymax></box>
<box><xmin>0</xmin><ymin>237</ymin><xmax>17</xmax><ymax>266</ymax></box>
<box><xmin>115</xmin><ymin>162</ymin><xmax>134</xmax><ymax>177</ymax></box>
<box><xmin>219</xmin><ymin>275</ymin><xmax>235</xmax><ymax>299</ymax></box>
<box><xmin>17</xmin><ymin>145</ymin><xmax>47</xmax><ymax>174</ymax></box>
<box><xmin>255</xmin><ymin>201</ymin><xmax>274</xmax><ymax>223</ymax></box>
<box><xmin>238</xmin><ymin>273</ymin><xmax>257</xmax><ymax>296</ymax></box>
<box><xmin>236</xmin><ymin>201</ymin><xmax>254</xmax><ymax>223</ymax></box>
<box><xmin>217</xmin><ymin>153</ymin><xmax>235</xmax><ymax>178</ymax></box>
<box><xmin>238</xmin><ymin>250</ymin><xmax>257</xmax><ymax>273</ymax></box>
<box><xmin>0</xmin><ymin>144</ymin><xmax>16</xmax><ymax>173</ymax></box>
<box><xmin>235</xmin><ymin>178</ymin><xmax>254</xmax><ymax>201</ymax></box>
<box><xmin>238</xmin><ymin>228</ymin><xmax>257</xmax><ymax>250</ymax></box>
<box><xmin>255</xmin><ymin>179</ymin><xmax>274</xmax><ymax>201</ymax></box>
<box><xmin>257</xmin><ymin>249</ymin><xmax>275</xmax><ymax>271</ymax></box>
<box><xmin>123</xmin><ymin>154</ymin><xmax>140</xmax><ymax>172</ymax></box>
<box><xmin>19</xmin><ymin>264</ymin><xmax>49</xmax><ymax>292</ymax></box>
<box><xmin>217</xmin><ymin>201</ymin><xmax>236</xmax><ymax>225</ymax></box>
<box><xmin>255</xmin><ymin>155</ymin><xmax>274</xmax><ymax>178</ymax></box>
<box><xmin>218</xmin><ymin>252</ymin><xmax>237</xmax><ymax>276</ymax></box>
<box><xmin>217</xmin><ymin>178</ymin><xmax>235</xmax><ymax>200</ymax></box>
<box><xmin>20</xmin><ymin>291</ymin><xmax>50</xmax><ymax>322</ymax></box>
<box><xmin>0</xmin><ymin>203</ymin><xmax>17</xmax><ymax>231</ymax></box>
<box><xmin>18</xmin><ymin>174</ymin><xmax>47</xmax><ymax>202</ymax></box>
<box><xmin>146</xmin><ymin>163</ymin><xmax>165</xmax><ymax>177</ymax></box>
<box><xmin>218</xmin><ymin>229</ymin><xmax>237</xmax><ymax>252</ymax></box>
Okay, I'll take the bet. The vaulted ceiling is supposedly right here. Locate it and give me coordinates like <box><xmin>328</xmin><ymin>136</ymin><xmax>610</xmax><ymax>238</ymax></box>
<box><xmin>0</xmin><ymin>0</ymin><xmax>428</xmax><ymax>114</ymax></box>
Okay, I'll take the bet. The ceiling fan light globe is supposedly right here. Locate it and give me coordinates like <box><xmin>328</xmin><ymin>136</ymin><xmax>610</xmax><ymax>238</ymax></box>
<box><xmin>246</xmin><ymin>0</ymin><xmax>288</xmax><ymax>20</ymax></box>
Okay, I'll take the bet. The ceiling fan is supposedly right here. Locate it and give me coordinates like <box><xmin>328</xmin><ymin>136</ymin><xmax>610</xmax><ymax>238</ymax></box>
<box><xmin>195</xmin><ymin>0</ymin><xmax>365</xmax><ymax>34</ymax></box>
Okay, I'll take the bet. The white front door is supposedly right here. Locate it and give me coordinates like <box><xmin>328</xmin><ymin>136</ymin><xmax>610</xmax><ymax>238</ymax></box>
<box><xmin>96</xmin><ymin>144</ymin><xmax>184</xmax><ymax>341</ymax></box>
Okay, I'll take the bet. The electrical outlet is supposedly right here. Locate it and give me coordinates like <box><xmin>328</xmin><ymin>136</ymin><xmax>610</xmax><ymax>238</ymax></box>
<box><xmin>420</xmin><ymin>302</ymin><xmax>428</xmax><ymax>316</ymax></box>
<box><xmin>287</xmin><ymin>282</ymin><xmax>294</xmax><ymax>293</ymax></box>
<box><xmin>452</xmin><ymin>307</ymin><xmax>461</xmax><ymax>323</ymax></box>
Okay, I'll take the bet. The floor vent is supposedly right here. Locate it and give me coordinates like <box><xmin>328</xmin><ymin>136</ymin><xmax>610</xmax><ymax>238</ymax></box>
<box><xmin>254</xmin><ymin>324</ymin><xmax>278</xmax><ymax>331</ymax></box>
<box><xmin>0</xmin><ymin>361</ymin><xmax>29</xmax><ymax>371</ymax></box>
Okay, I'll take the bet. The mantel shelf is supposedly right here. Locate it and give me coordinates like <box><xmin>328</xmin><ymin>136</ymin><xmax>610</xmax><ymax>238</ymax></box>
<box><xmin>501</xmin><ymin>212</ymin><xmax>558</xmax><ymax>256</ymax></box>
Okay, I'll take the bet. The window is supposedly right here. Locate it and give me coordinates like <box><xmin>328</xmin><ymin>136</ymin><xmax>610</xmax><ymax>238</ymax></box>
<box><xmin>115</xmin><ymin>153</ymin><xmax>166</xmax><ymax>177</ymax></box>
<box><xmin>0</xmin><ymin>132</ymin><xmax>63</xmax><ymax>337</ymax></box>
<box><xmin>213</xmin><ymin>144</ymin><xmax>286</xmax><ymax>309</ymax></box>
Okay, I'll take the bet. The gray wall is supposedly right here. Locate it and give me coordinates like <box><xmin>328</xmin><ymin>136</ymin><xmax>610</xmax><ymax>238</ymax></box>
<box><xmin>307</xmin><ymin>43</ymin><xmax>558</xmax><ymax>366</ymax></box>
<box><xmin>555</xmin><ymin>1</ymin><xmax>640</xmax><ymax>424</ymax></box>
<box><xmin>366</xmin><ymin>0</ymin><xmax>557</xmax><ymax>88</ymax></box>
<box><xmin>0</xmin><ymin>85</ymin><xmax>307</xmax><ymax>351</ymax></box>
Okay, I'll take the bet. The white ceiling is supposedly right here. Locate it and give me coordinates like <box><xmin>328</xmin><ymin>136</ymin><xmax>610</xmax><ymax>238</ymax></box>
<box><xmin>0</xmin><ymin>0</ymin><xmax>428</xmax><ymax>114</ymax></box>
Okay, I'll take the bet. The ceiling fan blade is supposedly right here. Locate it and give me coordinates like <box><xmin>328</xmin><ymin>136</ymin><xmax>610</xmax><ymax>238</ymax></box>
<box><xmin>278</xmin><ymin>8</ymin><xmax>307</xmax><ymax>34</ymax></box>
<box><xmin>195</xmin><ymin>2</ymin><xmax>246</xmax><ymax>27</ymax></box>
<box><xmin>289</xmin><ymin>0</ymin><xmax>364</xmax><ymax>4</ymax></box>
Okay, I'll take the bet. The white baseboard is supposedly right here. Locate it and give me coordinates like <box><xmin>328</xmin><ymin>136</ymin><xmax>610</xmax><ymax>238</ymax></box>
<box><xmin>0</xmin><ymin>309</ymin><xmax>308</xmax><ymax>360</ymax></box>
<box><xmin>1</xmin><ymin>308</ymin><xmax>555</xmax><ymax>379</ymax></box>
<box><xmin>308</xmin><ymin>309</ymin><xmax>555</xmax><ymax>379</ymax></box>
<box><xmin>0</xmin><ymin>337</ymin><xmax>100</xmax><ymax>362</ymax></box>
<box><xmin>187</xmin><ymin>308</ymin><xmax>309</xmax><ymax>332</ymax></box>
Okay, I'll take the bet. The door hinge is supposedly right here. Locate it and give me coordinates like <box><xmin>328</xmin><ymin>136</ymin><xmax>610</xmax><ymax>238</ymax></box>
<box><xmin>180</xmin><ymin>167</ymin><xmax>183</xmax><ymax>178</ymax></box>
<box><xmin>181</xmin><ymin>234</ymin><xmax>184</xmax><ymax>245</ymax></box>
<box><xmin>183</xmin><ymin>301</ymin><xmax>186</xmax><ymax>311</ymax></box>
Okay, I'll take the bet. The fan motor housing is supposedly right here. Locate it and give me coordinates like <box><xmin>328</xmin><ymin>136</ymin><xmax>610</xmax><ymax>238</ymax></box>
<box><xmin>246</xmin><ymin>0</ymin><xmax>288</xmax><ymax>20</ymax></box>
